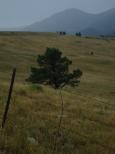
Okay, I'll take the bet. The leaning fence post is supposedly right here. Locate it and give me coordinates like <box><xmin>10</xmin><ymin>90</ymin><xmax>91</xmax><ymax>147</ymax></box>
<box><xmin>1</xmin><ymin>68</ymin><xmax>16</xmax><ymax>128</ymax></box>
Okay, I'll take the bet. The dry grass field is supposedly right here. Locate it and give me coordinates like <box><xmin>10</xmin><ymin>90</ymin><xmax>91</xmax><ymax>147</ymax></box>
<box><xmin>0</xmin><ymin>32</ymin><xmax>115</xmax><ymax>154</ymax></box>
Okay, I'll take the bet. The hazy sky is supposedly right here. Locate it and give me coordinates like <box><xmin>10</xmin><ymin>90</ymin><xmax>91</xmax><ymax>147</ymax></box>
<box><xmin>0</xmin><ymin>0</ymin><xmax>115</xmax><ymax>27</ymax></box>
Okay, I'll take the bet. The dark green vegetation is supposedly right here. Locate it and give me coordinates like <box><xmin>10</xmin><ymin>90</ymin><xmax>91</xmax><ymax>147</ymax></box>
<box><xmin>0</xmin><ymin>32</ymin><xmax>115</xmax><ymax>154</ymax></box>
<box><xmin>27</xmin><ymin>47</ymin><xmax>82</xmax><ymax>88</ymax></box>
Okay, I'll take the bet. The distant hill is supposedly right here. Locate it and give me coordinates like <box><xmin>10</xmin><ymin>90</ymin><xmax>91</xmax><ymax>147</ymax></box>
<box><xmin>24</xmin><ymin>8</ymin><xmax>115</xmax><ymax>36</ymax></box>
<box><xmin>83</xmin><ymin>8</ymin><xmax>115</xmax><ymax>35</ymax></box>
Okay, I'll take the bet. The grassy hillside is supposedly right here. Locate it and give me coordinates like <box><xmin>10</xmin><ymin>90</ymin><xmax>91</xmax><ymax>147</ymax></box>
<box><xmin>0</xmin><ymin>32</ymin><xmax>115</xmax><ymax>154</ymax></box>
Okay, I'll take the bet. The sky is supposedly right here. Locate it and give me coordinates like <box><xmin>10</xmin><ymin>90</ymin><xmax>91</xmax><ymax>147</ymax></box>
<box><xmin>0</xmin><ymin>0</ymin><xmax>115</xmax><ymax>27</ymax></box>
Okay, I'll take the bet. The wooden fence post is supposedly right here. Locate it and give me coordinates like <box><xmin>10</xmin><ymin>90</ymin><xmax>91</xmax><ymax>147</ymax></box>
<box><xmin>2</xmin><ymin>68</ymin><xmax>16</xmax><ymax>128</ymax></box>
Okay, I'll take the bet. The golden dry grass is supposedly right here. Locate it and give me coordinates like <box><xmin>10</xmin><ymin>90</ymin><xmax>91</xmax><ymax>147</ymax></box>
<box><xmin>0</xmin><ymin>32</ymin><xmax>115</xmax><ymax>154</ymax></box>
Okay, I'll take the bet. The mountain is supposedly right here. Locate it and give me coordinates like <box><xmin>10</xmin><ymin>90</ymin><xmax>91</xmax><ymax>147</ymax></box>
<box><xmin>83</xmin><ymin>8</ymin><xmax>115</xmax><ymax>35</ymax></box>
<box><xmin>24</xmin><ymin>8</ymin><xmax>115</xmax><ymax>36</ymax></box>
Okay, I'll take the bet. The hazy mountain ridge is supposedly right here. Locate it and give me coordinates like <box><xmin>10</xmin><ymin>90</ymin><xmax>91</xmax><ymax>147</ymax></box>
<box><xmin>83</xmin><ymin>8</ymin><xmax>115</xmax><ymax>35</ymax></box>
<box><xmin>24</xmin><ymin>8</ymin><xmax>115</xmax><ymax>35</ymax></box>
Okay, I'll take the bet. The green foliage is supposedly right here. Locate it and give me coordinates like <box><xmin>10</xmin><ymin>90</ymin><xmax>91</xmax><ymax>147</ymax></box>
<box><xmin>30</xmin><ymin>84</ymin><xmax>43</xmax><ymax>92</ymax></box>
<box><xmin>76</xmin><ymin>32</ymin><xmax>82</xmax><ymax>37</ymax></box>
<box><xmin>27</xmin><ymin>48</ymin><xmax>82</xmax><ymax>89</ymax></box>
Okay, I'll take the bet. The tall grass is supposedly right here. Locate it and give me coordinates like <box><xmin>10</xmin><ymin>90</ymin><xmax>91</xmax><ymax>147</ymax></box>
<box><xmin>0</xmin><ymin>32</ymin><xmax>115</xmax><ymax>153</ymax></box>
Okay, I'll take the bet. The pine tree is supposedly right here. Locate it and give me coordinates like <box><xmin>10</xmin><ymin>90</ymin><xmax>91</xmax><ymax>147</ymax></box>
<box><xmin>27</xmin><ymin>47</ymin><xmax>82</xmax><ymax>152</ymax></box>
<box><xmin>27</xmin><ymin>47</ymin><xmax>82</xmax><ymax>88</ymax></box>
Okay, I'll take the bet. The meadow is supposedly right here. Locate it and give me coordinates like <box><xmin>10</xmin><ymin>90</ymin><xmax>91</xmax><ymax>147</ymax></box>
<box><xmin>0</xmin><ymin>32</ymin><xmax>115</xmax><ymax>154</ymax></box>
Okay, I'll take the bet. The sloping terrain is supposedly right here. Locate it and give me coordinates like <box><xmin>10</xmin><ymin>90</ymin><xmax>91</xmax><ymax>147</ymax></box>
<box><xmin>24</xmin><ymin>9</ymin><xmax>96</xmax><ymax>33</ymax></box>
<box><xmin>0</xmin><ymin>32</ymin><xmax>115</xmax><ymax>154</ymax></box>
<box><xmin>24</xmin><ymin>8</ymin><xmax>115</xmax><ymax>35</ymax></box>
<box><xmin>83</xmin><ymin>8</ymin><xmax>115</xmax><ymax>35</ymax></box>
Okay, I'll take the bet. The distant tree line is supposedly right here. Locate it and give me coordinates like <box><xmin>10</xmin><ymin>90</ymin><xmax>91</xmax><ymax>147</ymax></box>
<box><xmin>57</xmin><ymin>31</ymin><xmax>66</xmax><ymax>35</ymax></box>
<box><xmin>57</xmin><ymin>31</ymin><xmax>82</xmax><ymax>37</ymax></box>
<box><xmin>75</xmin><ymin>32</ymin><xmax>82</xmax><ymax>37</ymax></box>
